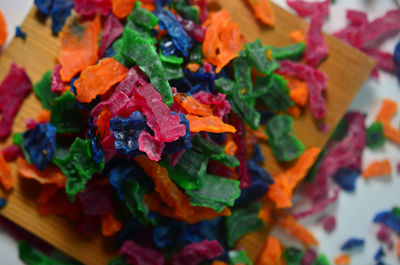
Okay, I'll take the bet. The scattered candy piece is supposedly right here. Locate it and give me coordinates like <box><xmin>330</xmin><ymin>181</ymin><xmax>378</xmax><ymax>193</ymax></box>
<box><xmin>340</xmin><ymin>238</ymin><xmax>365</xmax><ymax>251</ymax></box>
<box><xmin>362</xmin><ymin>160</ymin><xmax>392</xmax><ymax>179</ymax></box>
<box><xmin>112</xmin><ymin>0</ymin><xmax>135</xmax><ymax>19</ymax></box>
<box><xmin>376</xmin><ymin>225</ymin><xmax>393</xmax><ymax>247</ymax></box>
<box><xmin>290</xmin><ymin>30</ymin><xmax>305</xmax><ymax>43</ymax></box>
<box><xmin>170</xmin><ymin>240</ymin><xmax>224</xmax><ymax>265</ymax></box>
<box><xmin>256</xmin><ymin>236</ymin><xmax>284</xmax><ymax>265</ymax></box>
<box><xmin>0</xmin><ymin>198</ymin><xmax>6</xmax><ymax>208</ymax></box>
<box><xmin>0</xmin><ymin>154</ymin><xmax>13</xmax><ymax>191</ymax></box>
<box><xmin>186</xmin><ymin>114</ymin><xmax>236</xmax><ymax>133</ymax></box>
<box><xmin>373</xmin><ymin>207</ymin><xmax>400</xmax><ymax>234</ymax></box>
<box><xmin>283</xmin><ymin>247</ymin><xmax>304</xmax><ymax>265</ymax></box>
<box><xmin>0</xmin><ymin>10</ymin><xmax>7</xmax><ymax>47</ymax></box>
<box><xmin>278</xmin><ymin>213</ymin><xmax>318</xmax><ymax>247</ymax></box>
<box><xmin>245</xmin><ymin>0</ymin><xmax>275</xmax><ymax>27</ymax></box>
<box><xmin>333</xmin><ymin>168</ymin><xmax>359</xmax><ymax>192</ymax></box>
<box><xmin>73</xmin><ymin>0</ymin><xmax>111</xmax><ymax>16</ymax></box>
<box><xmin>366</xmin><ymin>122</ymin><xmax>385</xmax><ymax>149</ymax></box>
<box><xmin>15</xmin><ymin>26</ymin><xmax>26</xmax><ymax>40</ymax></box>
<box><xmin>322</xmin><ymin>215</ymin><xmax>336</xmax><ymax>233</ymax></box>
<box><xmin>334</xmin><ymin>254</ymin><xmax>350</xmax><ymax>265</ymax></box>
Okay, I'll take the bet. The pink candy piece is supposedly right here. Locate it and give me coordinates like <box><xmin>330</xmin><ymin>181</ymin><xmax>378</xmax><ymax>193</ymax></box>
<box><xmin>133</xmin><ymin>83</ymin><xmax>186</xmax><ymax>143</ymax></box>
<box><xmin>276</xmin><ymin>60</ymin><xmax>328</xmax><ymax>119</ymax></box>
<box><xmin>51</xmin><ymin>64</ymin><xmax>64</xmax><ymax>93</ymax></box>
<box><xmin>73</xmin><ymin>0</ymin><xmax>111</xmax><ymax>16</ymax></box>
<box><xmin>120</xmin><ymin>240</ymin><xmax>165</xmax><ymax>265</ymax></box>
<box><xmin>346</xmin><ymin>10</ymin><xmax>368</xmax><ymax>26</ymax></box>
<box><xmin>170</xmin><ymin>240</ymin><xmax>223</xmax><ymax>265</ymax></box>
<box><xmin>318</xmin><ymin>123</ymin><xmax>331</xmax><ymax>134</ymax></box>
<box><xmin>306</xmin><ymin>11</ymin><xmax>330</xmax><ymax>67</ymax></box>
<box><xmin>377</xmin><ymin>225</ymin><xmax>394</xmax><ymax>247</ymax></box>
<box><xmin>293</xmin><ymin>188</ymin><xmax>339</xmax><ymax>219</ymax></box>
<box><xmin>397</xmin><ymin>162</ymin><xmax>400</xmax><ymax>172</ymax></box>
<box><xmin>362</xmin><ymin>48</ymin><xmax>397</xmax><ymax>73</ymax></box>
<box><xmin>138</xmin><ymin>130</ymin><xmax>165</xmax><ymax>161</ymax></box>
<box><xmin>1</xmin><ymin>145</ymin><xmax>23</xmax><ymax>161</ymax></box>
<box><xmin>115</xmin><ymin>66</ymin><xmax>148</xmax><ymax>97</ymax></box>
<box><xmin>99</xmin><ymin>14</ymin><xmax>124</xmax><ymax>57</ymax></box>
<box><xmin>322</xmin><ymin>215</ymin><xmax>336</xmax><ymax>232</ymax></box>
<box><xmin>91</xmin><ymin>91</ymin><xmax>131</xmax><ymax>125</ymax></box>
<box><xmin>193</xmin><ymin>91</ymin><xmax>231</xmax><ymax>119</ymax></box>
<box><xmin>286</xmin><ymin>0</ymin><xmax>330</xmax><ymax>18</ymax></box>
<box><xmin>301</xmin><ymin>248</ymin><xmax>317</xmax><ymax>265</ymax></box>
<box><xmin>25</xmin><ymin>118</ymin><xmax>37</xmax><ymax>130</ymax></box>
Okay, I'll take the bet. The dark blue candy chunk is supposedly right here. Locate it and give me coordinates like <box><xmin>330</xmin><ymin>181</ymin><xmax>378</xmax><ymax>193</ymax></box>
<box><xmin>163</xmin><ymin>113</ymin><xmax>192</xmax><ymax>154</ymax></box>
<box><xmin>155</xmin><ymin>0</ymin><xmax>172</xmax><ymax>11</ymax></box>
<box><xmin>51</xmin><ymin>0</ymin><xmax>73</xmax><ymax>34</ymax></box>
<box><xmin>374</xmin><ymin>247</ymin><xmax>384</xmax><ymax>261</ymax></box>
<box><xmin>114</xmin><ymin>217</ymin><xmax>141</xmax><ymax>248</ymax></box>
<box><xmin>23</xmin><ymin>123</ymin><xmax>56</xmax><ymax>170</ymax></box>
<box><xmin>340</xmin><ymin>238</ymin><xmax>365</xmax><ymax>251</ymax></box>
<box><xmin>185</xmin><ymin>69</ymin><xmax>216</xmax><ymax>94</ymax></box>
<box><xmin>88</xmin><ymin>129</ymin><xmax>104</xmax><ymax>165</ymax></box>
<box><xmin>208</xmin><ymin>132</ymin><xmax>226</xmax><ymax>145</ymax></box>
<box><xmin>15</xmin><ymin>26</ymin><xmax>27</xmax><ymax>40</ymax></box>
<box><xmin>394</xmin><ymin>40</ymin><xmax>400</xmax><ymax>82</ymax></box>
<box><xmin>234</xmin><ymin>159</ymin><xmax>274</xmax><ymax>207</ymax></box>
<box><xmin>252</xmin><ymin>144</ymin><xmax>265</xmax><ymax>163</ymax></box>
<box><xmin>160</xmin><ymin>38</ymin><xmax>179</xmax><ymax>57</ymax></box>
<box><xmin>333</xmin><ymin>168</ymin><xmax>359</xmax><ymax>192</ymax></box>
<box><xmin>0</xmin><ymin>198</ymin><xmax>7</xmax><ymax>208</ymax></box>
<box><xmin>103</xmin><ymin>46</ymin><xmax>115</xmax><ymax>58</ymax></box>
<box><xmin>373</xmin><ymin>209</ymin><xmax>400</xmax><ymax>234</ymax></box>
<box><xmin>157</xmin><ymin>10</ymin><xmax>192</xmax><ymax>56</ymax></box>
<box><xmin>34</xmin><ymin>0</ymin><xmax>53</xmax><ymax>15</ymax></box>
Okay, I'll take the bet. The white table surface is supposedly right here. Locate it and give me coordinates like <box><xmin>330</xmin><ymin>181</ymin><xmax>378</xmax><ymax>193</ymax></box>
<box><xmin>0</xmin><ymin>0</ymin><xmax>399</xmax><ymax>264</ymax></box>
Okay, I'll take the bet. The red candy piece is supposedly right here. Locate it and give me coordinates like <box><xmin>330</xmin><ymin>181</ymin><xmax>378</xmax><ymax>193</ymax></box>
<box><xmin>0</xmin><ymin>63</ymin><xmax>32</xmax><ymax>138</ymax></box>
<box><xmin>37</xmin><ymin>184</ymin><xmax>59</xmax><ymax>204</ymax></box>
<box><xmin>306</xmin><ymin>11</ymin><xmax>329</xmax><ymax>67</ymax></box>
<box><xmin>1</xmin><ymin>145</ymin><xmax>23</xmax><ymax>161</ymax></box>
<box><xmin>322</xmin><ymin>215</ymin><xmax>336</xmax><ymax>232</ymax></box>
<box><xmin>73</xmin><ymin>0</ymin><xmax>112</xmax><ymax>16</ymax></box>
<box><xmin>193</xmin><ymin>91</ymin><xmax>232</xmax><ymax>119</ymax></box>
<box><xmin>38</xmin><ymin>191</ymin><xmax>82</xmax><ymax>221</ymax></box>
<box><xmin>101</xmin><ymin>135</ymin><xmax>116</xmax><ymax>162</ymax></box>
<box><xmin>51</xmin><ymin>64</ymin><xmax>64</xmax><ymax>93</ymax></box>
<box><xmin>175</xmin><ymin>14</ymin><xmax>206</xmax><ymax>43</ymax></box>
<box><xmin>120</xmin><ymin>240</ymin><xmax>165</xmax><ymax>265</ymax></box>
<box><xmin>171</xmin><ymin>240</ymin><xmax>224</xmax><ymax>265</ymax></box>
<box><xmin>276</xmin><ymin>60</ymin><xmax>327</xmax><ymax>119</ymax></box>
<box><xmin>286</xmin><ymin>0</ymin><xmax>330</xmax><ymax>18</ymax></box>
<box><xmin>138</xmin><ymin>130</ymin><xmax>165</xmax><ymax>161</ymax></box>
<box><xmin>133</xmin><ymin>83</ymin><xmax>186</xmax><ymax>142</ymax></box>
<box><xmin>362</xmin><ymin>48</ymin><xmax>396</xmax><ymax>73</ymax></box>
<box><xmin>99</xmin><ymin>13</ymin><xmax>124</xmax><ymax>57</ymax></box>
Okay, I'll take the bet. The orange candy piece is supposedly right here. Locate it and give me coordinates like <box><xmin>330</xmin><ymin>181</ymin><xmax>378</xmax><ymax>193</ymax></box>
<box><xmin>96</xmin><ymin>108</ymin><xmax>112</xmax><ymax>139</ymax></box>
<box><xmin>255</xmin><ymin>236</ymin><xmax>284</xmax><ymax>265</ymax></box>
<box><xmin>212</xmin><ymin>261</ymin><xmax>228</xmax><ymax>265</ymax></box>
<box><xmin>101</xmin><ymin>211</ymin><xmax>123</xmax><ymax>236</ymax></box>
<box><xmin>0</xmin><ymin>10</ymin><xmax>7</xmax><ymax>47</ymax></box>
<box><xmin>186</xmin><ymin>63</ymin><xmax>201</xmax><ymax>72</ymax></box>
<box><xmin>397</xmin><ymin>237</ymin><xmax>400</xmax><ymax>257</ymax></box>
<box><xmin>186</xmin><ymin>114</ymin><xmax>237</xmax><ymax>133</ymax></box>
<box><xmin>174</xmin><ymin>93</ymin><xmax>213</xmax><ymax>117</ymax></box>
<box><xmin>37</xmin><ymin>110</ymin><xmax>51</xmax><ymax>123</ymax></box>
<box><xmin>334</xmin><ymin>254</ymin><xmax>351</xmax><ymax>265</ymax></box>
<box><xmin>38</xmin><ymin>192</ymin><xmax>81</xmax><ymax>221</ymax></box>
<box><xmin>225</xmin><ymin>140</ymin><xmax>238</xmax><ymax>156</ymax></box>
<box><xmin>0</xmin><ymin>154</ymin><xmax>13</xmax><ymax>191</ymax></box>
<box><xmin>375</xmin><ymin>99</ymin><xmax>400</xmax><ymax>146</ymax></box>
<box><xmin>17</xmin><ymin>157</ymin><xmax>67</xmax><ymax>187</ymax></box>
<box><xmin>284</xmin><ymin>76</ymin><xmax>309</xmax><ymax>107</ymax></box>
<box><xmin>287</xmin><ymin>106</ymin><xmax>302</xmax><ymax>118</ymax></box>
<box><xmin>268</xmin><ymin>147</ymin><xmax>320</xmax><ymax>208</ymax></box>
<box><xmin>112</xmin><ymin>0</ymin><xmax>135</xmax><ymax>18</ymax></box>
<box><xmin>362</xmin><ymin>160</ymin><xmax>392</xmax><ymax>178</ymax></box>
<box><xmin>290</xmin><ymin>30</ymin><xmax>305</xmax><ymax>43</ymax></box>
<box><xmin>245</xmin><ymin>0</ymin><xmax>275</xmax><ymax>27</ymax></box>
<box><xmin>74</xmin><ymin>58</ymin><xmax>128</xmax><ymax>103</ymax></box>
<box><xmin>59</xmin><ymin>16</ymin><xmax>101</xmax><ymax>82</ymax></box>
<box><xmin>278</xmin><ymin>213</ymin><xmax>318</xmax><ymax>247</ymax></box>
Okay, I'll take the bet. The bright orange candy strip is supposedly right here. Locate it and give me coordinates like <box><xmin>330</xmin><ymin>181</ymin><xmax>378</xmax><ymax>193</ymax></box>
<box><xmin>174</xmin><ymin>93</ymin><xmax>213</xmax><ymax>117</ymax></box>
<box><xmin>245</xmin><ymin>0</ymin><xmax>275</xmax><ymax>27</ymax></box>
<box><xmin>334</xmin><ymin>254</ymin><xmax>351</xmax><ymax>265</ymax></box>
<box><xmin>0</xmin><ymin>10</ymin><xmax>7</xmax><ymax>47</ymax></box>
<box><xmin>186</xmin><ymin>63</ymin><xmax>201</xmax><ymax>72</ymax></box>
<box><xmin>17</xmin><ymin>157</ymin><xmax>67</xmax><ymax>187</ymax></box>
<box><xmin>278</xmin><ymin>213</ymin><xmax>318</xmax><ymax>247</ymax></box>
<box><xmin>284</xmin><ymin>75</ymin><xmax>309</xmax><ymax>106</ymax></box>
<box><xmin>37</xmin><ymin>110</ymin><xmax>51</xmax><ymax>123</ymax></box>
<box><xmin>255</xmin><ymin>236</ymin><xmax>284</xmax><ymax>265</ymax></box>
<box><xmin>216</xmin><ymin>22</ymin><xmax>243</xmax><ymax>73</ymax></box>
<box><xmin>59</xmin><ymin>16</ymin><xmax>101</xmax><ymax>82</ymax></box>
<box><xmin>362</xmin><ymin>160</ymin><xmax>392</xmax><ymax>178</ymax></box>
<box><xmin>0</xmin><ymin>154</ymin><xmax>13</xmax><ymax>191</ymax></box>
<box><xmin>376</xmin><ymin>99</ymin><xmax>397</xmax><ymax>123</ymax></box>
<box><xmin>212</xmin><ymin>261</ymin><xmax>228</xmax><ymax>265</ymax></box>
<box><xmin>101</xmin><ymin>211</ymin><xmax>123</xmax><ymax>236</ymax></box>
<box><xmin>287</xmin><ymin>106</ymin><xmax>301</xmax><ymax>118</ymax></box>
<box><xmin>225</xmin><ymin>140</ymin><xmax>238</xmax><ymax>156</ymax></box>
<box><xmin>290</xmin><ymin>30</ymin><xmax>305</xmax><ymax>43</ymax></box>
<box><xmin>397</xmin><ymin>237</ymin><xmax>400</xmax><ymax>257</ymax></box>
<box><xmin>268</xmin><ymin>147</ymin><xmax>320</xmax><ymax>208</ymax></box>
<box><xmin>74</xmin><ymin>58</ymin><xmax>128</xmax><ymax>103</ymax></box>
<box><xmin>186</xmin><ymin>114</ymin><xmax>237</xmax><ymax>133</ymax></box>
<box><xmin>96</xmin><ymin>108</ymin><xmax>111</xmax><ymax>139</ymax></box>
<box><xmin>112</xmin><ymin>0</ymin><xmax>135</xmax><ymax>18</ymax></box>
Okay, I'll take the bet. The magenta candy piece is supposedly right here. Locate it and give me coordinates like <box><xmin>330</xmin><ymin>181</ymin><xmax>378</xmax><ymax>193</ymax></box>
<box><xmin>377</xmin><ymin>225</ymin><xmax>394</xmax><ymax>247</ymax></box>
<box><xmin>276</xmin><ymin>60</ymin><xmax>327</xmax><ymax>119</ymax></box>
<box><xmin>397</xmin><ymin>162</ymin><xmax>400</xmax><ymax>172</ymax></box>
<box><xmin>293</xmin><ymin>188</ymin><xmax>339</xmax><ymax>219</ymax></box>
<box><xmin>51</xmin><ymin>64</ymin><xmax>63</xmax><ymax>93</ymax></box>
<box><xmin>322</xmin><ymin>215</ymin><xmax>336</xmax><ymax>232</ymax></box>
<box><xmin>170</xmin><ymin>240</ymin><xmax>223</xmax><ymax>265</ymax></box>
<box><xmin>99</xmin><ymin>14</ymin><xmax>124</xmax><ymax>57</ymax></box>
<box><xmin>301</xmin><ymin>248</ymin><xmax>317</xmax><ymax>265</ymax></box>
<box><xmin>306</xmin><ymin>11</ymin><xmax>330</xmax><ymax>67</ymax></box>
<box><xmin>120</xmin><ymin>240</ymin><xmax>165</xmax><ymax>265</ymax></box>
<box><xmin>138</xmin><ymin>130</ymin><xmax>165</xmax><ymax>161</ymax></box>
<box><xmin>286</xmin><ymin>0</ymin><xmax>330</xmax><ymax>18</ymax></box>
<box><xmin>193</xmin><ymin>91</ymin><xmax>231</xmax><ymax>119</ymax></box>
<box><xmin>203</xmin><ymin>62</ymin><xmax>213</xmax><ymax>73</ymax></box>
<box><xmin>91</xmin><ymin>91</ymin><xmax>131</xmax><ymax>124</ymax></box>
<box><xmin>175</xmin><ymin>14</ymin><xmax>206</xmax><ymax>42</ymax></box>
<box><xmin>170</xmin><ymin>149</ymin><xmax>185</xmax><ymax>166</ymax></box>
<box><xmin>362</xmin><ymin>48</ymin><xmax>396</xmax><ymax>73</ymax></box>
<box><xmin>346</xmin><ymin>10</ymin><xmax>368</xmax><ymax>26</ymax></box>
<box><xmin>196</xmin><ymin>0</ymin><xmax>208</xmax><ymax>23</ymax></box>
<box><xmin>318</xmin><ymin>123</ymin><xmax>330</xmax><ymax>134</ymax></box>
<box><xmin>101</xmin><ymin>135</ymin><xmax>116</xmax><ymax>162</ymax></box>
<box><xmin>1</xmin><ymin>145</ymin><xmax>23</xmax><ymax>161</ymax></box>
<box><xmin>133</xmin><ymin>83</ymin><xmax>186</xmax><ymax>142</ymax></box>
<box><xmin>77</xmin><ymin>181</ymin><xmax>113</xmax><ymax>216</ymax></box>
<box><xmin>25</xmin><ymin>118</ymin><xmax>37</xmax><ymax>130</ymax></box>
<box><xmin>73</xmin><ymin>0</ymin><xmax>111</xmax><ymax>16</ymax></box>
<box><xmin>115</xmin><ymin>66</ymin><xmax>149</xmax><ymax>97</ymax></box>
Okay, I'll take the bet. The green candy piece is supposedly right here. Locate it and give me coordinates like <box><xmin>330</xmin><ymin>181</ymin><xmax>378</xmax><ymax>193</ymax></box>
<box><xmin>283</xmin><ymin>247</ymin><xmax>304</xmax><ymax>265</ymax></box>
<box><xmin>225</xmin><ymin>202</ymin><xmax>264</xmax><ymax>248</ymax></box>
<box><xmin>122</xmin><ymin>27</ymin><xmax>173</xmax><ymax>105</ymax></box>
<box><xmin>215</xmin><ymin>77</ymin><xmax>236</xmax><ymax>97</ymax></box>
<box><xmin>189</xmin><ymin>44</ymin><xmax>203</xmax><ymax>64</ymax></box>
<box><xmin>246</xmin><ymin>39</ymin><xmax>279</xmax><ymax>75</ymax></box>
<box><xmin>126</xmin><ymin>20</ymin><xmax>155</xmax><ymax>44</ymax></box>
<box><xmin>124</xmin><ymin>179</ymin><xmax>149</xmax><ymax>225</ymax></box>
<box><xmin>256</xmin><ymin>74</ymin><xmax>294</xmax><ymax>112</ymax></box>
<box><xmin>18</xmin><ymin>241</ymin><xmax>80</xmax><ymax>265</ymax></box>
<box><xmin>13</xmin><ymin>133</ymin><xmax>32</xmax><ymax>163</ymax></box>
<box><xmin>108</xmin><ymin>256</ymin><xmax>128</xmax><ymax>265</ymax></box>
<box><xmin>330</xmin><ymin>118</ymin><xmax>348</xmax><ymax>141</ymax></box>
<box><xmin>128</xmin><ymin>2</ymin><xmax>159</xmax><ymax>30</ymax></box>
<box><xmin>366</xmin><ymin>122</ymin><xmax>385</xmax><ymax>149</ymax></box>
<box><xmin>234</xmin><ymin>56</ymin><xmax>253</xmax><ymax>98</ymax></box>
<box><xmin>50</xmin><ymin>92</ymin><xmax>83</xmax><ymax>133</ymax></box>
<box><xmin>305</xmin><ymin>148</ymin><xmax>327</xmax><ymax>183</ymax></box>
<box><xmin>228</xmin><ymin>250</ymin><xmax>253</xmax><ymax>265</ymax></box>
<box><xmin>113</xmin><ymin>38</ymin><xmax>132</xmax><ymax>67</ymax></box>
<box><xmin>162</xmin><ymin>62</ymin><xmax>184</xmax><ymax>80</ymax></box>
<box><xmin>163</xmin><ymin>149</ymin><xmax>208</xmax><ymax>191</ymax></box>
<box><xmin>33</xmin><ymin>71</ymin><xmax>58</xmax><ymax>110</ymax></box>
<box><xmin>265</xmin><ymin>42</ymin><xmax>306</xmax><ymax>61</ymax></box>
<box><xmin>266</xmin><ymin>114</ymin><xmax>305</xmax><ymax>162</ymax></box>
<box><xmin>53</xmin><ymin>138</ymin><xmax>104</xmax><ymax>201</ymax></box>
<box><xmin>312</xmin><ymin>254</ymin><xmax>331</xmax><ymax>265</ymax></box>
<box><xmin>391</xmin><ymin>206</ymin><xmax>400</xmax><ymax>218</ymax></box>
<box><xmin>187</xmin><ymin>174</ymin><xmax>240</xmax><ymax>212</ymax></box>
<box><xmin>171</xmin><ymin>0</ymin><xmax>200</xmax><ymax>24</ymax></box>
<box><xmin>159</xmin><ymin>53</ymin><xmax>184</xmax><ymax>65</ymax></box>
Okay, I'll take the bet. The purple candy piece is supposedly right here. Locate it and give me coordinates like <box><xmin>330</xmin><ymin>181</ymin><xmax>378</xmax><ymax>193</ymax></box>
<box><xmin>301</xmin><ymin>248</ymin><xmax>317</xmax><ymax>265</ymax></box>
<box><xmin>99</xmin><ymin>14</ymin><xmax>124</xmax><ymax>57</ymax></box>
<box><xmin>73</xmin><ymin>0</ymin><xmax>111</xmax><ymax>16</ymax></box>
<box><xmin>120</xmin><ymin>240</ymin><xmax>165</xmax><ymax>265</ymax></box>
<box><xmin>175</xmin><ymin>14</ymin><xmax>206</xmax><ymax>42</ymax></box>
<box><xmin>76</xmin><ymin>215</ymin><xmax>100</xmax><ymax>236</ymax></box>
<box><xmin>51</xmin><ymin>64</ymin><xmax>64</xmax><ymax>93</ymax></box>
<box><xmin>170</xmin><ymin>240</ymin><xmax>224</xmax><ymax>265</ymax></box>
<box><xmin>322</xmin><ymin>215</ymin><xmax>336</xmax><ymax>232</ymax></box>
<box><xmin>138</xmin><ymin>130</ymin><xmax>165</xmax><ymax>161</ymax></box>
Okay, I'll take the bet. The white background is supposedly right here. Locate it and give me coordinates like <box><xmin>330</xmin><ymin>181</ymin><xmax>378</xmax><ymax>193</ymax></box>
<box><xmin>0</xmin><ymin>0</ymin><xmax>399</xmax><ymax>264</ymax></box>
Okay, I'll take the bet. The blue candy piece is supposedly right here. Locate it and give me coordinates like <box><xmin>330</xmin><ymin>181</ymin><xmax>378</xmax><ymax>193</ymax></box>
<box><xmin>34</xmin><ymin>0</ymin><xmax>53</xmax><ymax>15</ymax></box>
<box><xmin>0</xmin><ymin>198</ymin><xmax>7</xmax><ymax>208</ymax></box>
<box><xmin>373</xmin><ymin>210</ymin><xmax>400</xmax><ymax>234</ymax></box>
<box><xmin>395</xmin><ymin>40</ymin><xmax>400</xmax><ymax>82</ymax></box>
<box><xmin>103</xmin><ymin>46</ymin><xmax>115</xmax><ymax>58</ymax></box>
<box><xmin>208</xmin><ymin>132</ymin><xmax>227</xmax><ymax>145</ymax></box>
<box><xmin>185</xmin><ymin>69</ymin><xmax>216</xmax><ymax>94</ymax></box>
<box><xmin>157</xmin><ymin>10</ymin><xmax>192</xmax><ymax>57</ymax></box>
<box><xmin>160</xmin><ymin>38</ymin><xmax>178</xmax><ymax>57</ymax></box>
<box><xmin>114</xmin><ymin>217</ymin><xmax>142</xmax><ymax>248</ymax></box>
<box><xmin>333</xmin><ymin>168</ymin><xmax>359</xmax><ymax>192</ymax></box>
<box><xmin>374</xmin><ymin>247</ymin><xmax>385</xmax><ymax>261</ymax></box>
<box><xmin>163</xmin><ymin>113</ymin><xmax>192</xmax><ymax>154</ymax></box>
<box><xmin>234</xmin><ymin>159</ymin><xmax>274</xmax><ymax>207</ymax></box>
<box><xmin>155</xmin><ymin>0</ymin><xmax>171</xmax><ymax>11</ymax></box>
<box><xmin>252</xmin><ymin>144</ymin><xmax>265</xmax><ymax>163</ymax></box>
<box><xmin>23</xmin><ymin>123</ymin><xmax>56</xmax><ymax>171</ymax></box>
<box><xmin>88</xmin><ymin>129</ymin><xmax>104</xmax><ymax>165</ymax></box>
<box><xmin>15</xmin><ymin>26</ymin><xmax>27</xmax><ymax>40</ymax></box>
<box><xmin>50</xmin><ymin>0</ymin><xmax>73</xmax><ymax>34</ymax></box>
<box><xmin>340</xmin><ymin>238</ymin><xmax>365</xmax><ymax>251</ymax></box>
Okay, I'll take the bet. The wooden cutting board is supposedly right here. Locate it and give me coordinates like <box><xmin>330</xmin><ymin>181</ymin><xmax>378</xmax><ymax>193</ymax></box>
<box><xmin>0</xmin><ymin>1</ymin><xmax>375</xmax><ymax>264</ymax></box>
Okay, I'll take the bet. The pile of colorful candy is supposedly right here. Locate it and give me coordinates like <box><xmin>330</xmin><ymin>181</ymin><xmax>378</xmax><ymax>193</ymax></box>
<box><xmin>0</xmin><ymin>0</ymin><xmax>399</xmax><ymax>264</ymax></box>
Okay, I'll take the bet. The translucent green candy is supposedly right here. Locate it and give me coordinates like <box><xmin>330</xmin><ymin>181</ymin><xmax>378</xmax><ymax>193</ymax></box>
<box><xmin>366</xmin><ymin>122</ymin><xmax>385</xmax><ymax>149</ymax></box>
<box><xmin>245</xmin><ymin>39</ymin><xmax>279</xmax><ymax>75</ymax></box>
<box><xmin>13</xmin><ymin>133</ymin><xmax>32</xmax><ymax>163</ymax></box>
<box><xmin>53</xmin><ymin>138</ymin><xmax>104</xmax><ymax>201</ymax></box>
<box><xmin>128</xmin><ymin>2</ymin><xmax>158</xmax><ymax>30</ymax></box>
<box><xmin>18</xmin><ymin>241</ymin><xmax>79</xmax><ymax>265</ymax></box>
<box><xmin>162</xmin><ymin>62</ymin><xmax>184</xmax><ymax>80</ymax></box>
<box><xmin>312</xmin><ymin>254</ymin><xmax>331</xmax><ymax>265</ymax></box>
<box><xmin>189</xmin><ymin>44</ymin><xmax>203</xmax><ymax>64</ymax></box>
<box><xmin>33</xmin><ymin>71</ymin><xmax>58</xmax><ymax>110</ymax></box>
<box><xmin>171</xmin><ymin>0</ymin><xmax>200</xmax><ymax>24</ymax></box>
<box><xmin>122</xmin><ymin>27</ymin><xmax>173</xmax><ymax>105</ymax></box>
<box><xmin>234</xmin><ymin>56</ymin><xmax>253</xmax><ymax>102</ymax></box>
<box><xmin>256</xmin><ymin>74</ymin><xmax>294</xmax><ymax>112</ymax></box>
<box><xmin>266</xmin><ymin>114</ymin><xmax>305</xmax><ymax>162</ymax></box>
<box><xmin>50</xmin><ymin>92</ymin><xmax>83</xmax><ymax>133</ymax></box>
<box><xmin>187</xmin><ymin>174</ymin><xmax>240</xmax><ymax>212</ymax></box>
<box><xmin>283</xmin><ymin>247</ymin><xmax>304</xmax><ymax>265</ymax></box>
<box><xmin>330</xmin><ymin>118</ymin><xmax>348</xmax><ymax>141</ymax></box>
<box><xmin>225</xmin><ymin>202</ymin><xmax>264</xmax><ymax>248</ymax></box>
<box><xmin>124</xmin><ymin>179</ymin><xmax>149</xmax><ymax>225</ymax></box>
<box><xmin>265</xmin><ymin>42</ymin><xmax>306</xmax><ymax>61</ymax></box>
<box><xmin>228</xmin><ymin>249</ymin><xmax>253</xmax><ymax>265</ymax></box>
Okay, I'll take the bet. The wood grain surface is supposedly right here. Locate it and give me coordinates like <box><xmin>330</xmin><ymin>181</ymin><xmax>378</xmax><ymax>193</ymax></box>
<box><xmin>0</xmin><ymin>1</ymin><xmax>375</xmax><ymax>264</ymax></box>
